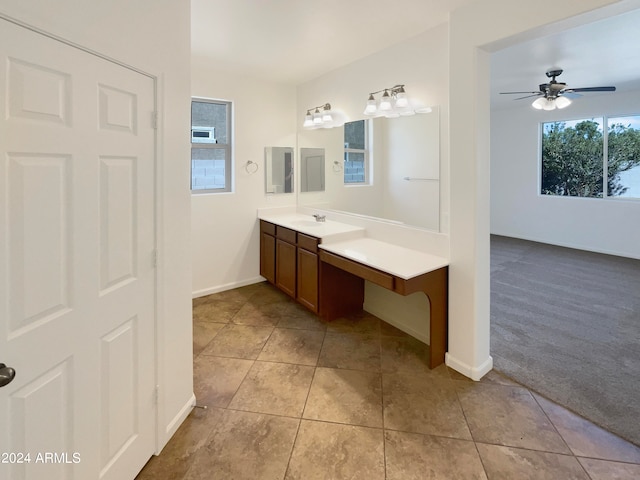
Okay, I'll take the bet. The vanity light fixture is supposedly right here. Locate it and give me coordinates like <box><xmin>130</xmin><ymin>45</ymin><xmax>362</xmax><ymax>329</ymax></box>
<box><xmin>303</xmin><ymin>103</ymin><xmax>334</xmax><ymax>128</ymax></box>
<box><xmin>363</xmin><ymin>84</ymin><xmax>432</xmax><ymax>118</ymax></box>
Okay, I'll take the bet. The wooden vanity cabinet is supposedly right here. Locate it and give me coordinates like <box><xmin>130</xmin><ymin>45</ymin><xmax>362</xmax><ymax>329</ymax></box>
<box><xmin>276</xmin><ymin>234</ymin><xmax>296</xmax><ymax>297</ymax></box>
<box><xmin>296</xmin><ymin>233</ymin><xmax>319</xmax><ymax>313</ymax></box>
<box><xmin>259</xmin><ymin>220</ymin><xmax>320</xmax><ymax>312</ymax></box>
<box><xmin>260</xmin><ymin>220</ymin><xmax>276</xmax><ymax>283</ymax></box>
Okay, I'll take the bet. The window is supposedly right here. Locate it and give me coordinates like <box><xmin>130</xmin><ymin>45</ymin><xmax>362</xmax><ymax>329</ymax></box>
<box><xmin>191</xmin><ymin>98</ymin><xmax>232</xmax><ymax>193</ymax></box>
<box><xmin>541</xmin><ymin>115</ymin><xmax>640</xmax><ymax>199</ymax></box>
<box><xmin>344</xmin><ymin>119</ymin><xmax>370</xmax><ymax>184</ymax></box>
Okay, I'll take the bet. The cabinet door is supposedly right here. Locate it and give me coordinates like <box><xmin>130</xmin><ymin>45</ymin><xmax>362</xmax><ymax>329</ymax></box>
<box><xmin>297</xmin><ymin>248</ymin><xmax>319</xmax><ymax>313</ymax></box>
<box><xmin>276</xmin><ymin>239</ymin><xmax>296</xmax><ymax>297</ymax></box>
<box><xmin>260</xmin><ymin>232</ymin><xmax>276</xmax><ymax>284</ymax></box>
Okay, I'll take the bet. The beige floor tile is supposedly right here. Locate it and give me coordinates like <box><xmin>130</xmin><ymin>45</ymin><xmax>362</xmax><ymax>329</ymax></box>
<box><xmin>285</xmin><ymin>420</ymin><xmax>385</xmax><ymax>480</ymax></box>
<box><xmin>379</xmin><ymin>321</ymin><xmax>411</xmax><ymax>337</ymax></box>
<box><xmin>449</xmin><ymin>367</ymin><xmax>524</xmax><ymax>387</ymax></box>
<box><xmin>476</xmin><ymin>443</ymin><xmax>590</xmax><ymax>480</ymax></box>
<box><xmin>192</xmin><ymin>298</ymin><xmax>243</xmax><ymax>323</ymax></box>
<box><xmin>533</xmin><ymin>393</ymin><xmax>640</xmax><ymax>463</ymax></box>
<box><xmin>457</xmin><ymin>382</ymin><xmax>571</xmax><ymax>453</ymax></box>
<box><xmin>136</xmin><ymin>407</ymin><xmax>224</xmax><ymax>479</ymax></box>
<box><xmin>383</xmin><ymin>372</ymin><xmax>471</xmax><ymax>440</ymax></box>
<box><xmin>276</xmin><ymin>301</ymin><xmax>328</xmax><ymax>331</ymax></box>
<box><xmin>303</xmin><ymin>367</ymin><xmax>383</xmax><ymax>428</ymax></box>
<box><xmin>231</xmin><ymin>301</ymin><xmax>285</xmax><ymax>327</ymax></box>
<box><xmin>257</xmin><ymin>328</ymin><xmax>325</xmax><ymax>365</ymax></box>
<box><xmin>199</xmin><ymin>323</ymin><xmax>274</xmax><ymax>359</ymax></box>
<box><xmin>326</xmin><ymin>311</ymin><xmax>381</xmax><ymax>335</ymax></box>
<box><xmin>578</xmin><ymin>457</ymin><xmax>640</xmax><ymax>480</ymax></box>
<box><xmin>318</xmin><ymin>332</ymin><xmax>381</xmax><ymax>371</ymax></box>
<box><xmin>228</xmin><ymin>361</ymin><xmax>315</xmax><ymax>417</ymax></box>
<box><xmin>381</xmin><ymin>336</ymin><xmax>442</xmax><ymax>376</ymax></box>
<box><xmin>192</xmin><ymin>320</ymin><xmax>225</xmax><ymax>357</ymax></box>
<box><xmin>384</xmin><ymin>430</ymin><xmax>487</xmax><ymax>480</ymax></box>
<box><xmin>247</xmin><ymin>283</ymin><xmax>292</xmax><ymax>305</ymax></box>
<box><xmin>183</xmin><ymin>410</ymin><xmax>298</xmax><ymax>480</ymax></box>
<box><xmin>193</xmin><ymin>355</ymin><xmax>253</xmax><ymax>408</ymax></box>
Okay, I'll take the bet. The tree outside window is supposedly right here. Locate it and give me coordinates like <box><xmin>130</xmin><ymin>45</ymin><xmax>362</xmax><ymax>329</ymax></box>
<box><xmin>541</xmin><ymin>115</ymin><xmax>640</xmax><ymax>198</ymax></box>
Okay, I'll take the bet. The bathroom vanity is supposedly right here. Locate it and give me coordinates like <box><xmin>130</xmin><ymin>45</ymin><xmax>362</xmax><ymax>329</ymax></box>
<box><xmin>259</xmin><ymin>213</ymin><xmax>449</xmax><ymax>368</ymax></box>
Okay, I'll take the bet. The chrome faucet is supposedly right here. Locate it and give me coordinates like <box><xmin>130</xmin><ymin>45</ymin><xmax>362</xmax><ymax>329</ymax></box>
<box><xmin>312</xmin><ymin>214</ymin><xmax>326</xmax><ymax>222</ymax></box>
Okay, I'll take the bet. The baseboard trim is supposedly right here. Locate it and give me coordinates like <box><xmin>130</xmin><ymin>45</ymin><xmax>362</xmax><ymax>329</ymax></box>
<box><xmin>446</xmin><ymin>353</ymin><xmax>493</xmax><ymax>381</ymax></box>
<box><xmin>192</xmin><ymin>277</ymin><xmax>265</xmax><ymax>298</ymax></box>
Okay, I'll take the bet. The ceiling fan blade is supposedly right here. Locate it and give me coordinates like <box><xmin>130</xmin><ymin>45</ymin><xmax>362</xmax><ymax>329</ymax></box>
<box><xmin>566</xmin><ymin>86</ymin><xmax>616</xmax><ymax>93</ymax></box>
<box><xmin>499</xmin><ymin>91</ymin><xmax>541</xmax><ymax>95</ymax></box>
<box><xmin>514</xmin><ymin>94</ymin><xmax>543</xmax><ymax>100</ymax></box>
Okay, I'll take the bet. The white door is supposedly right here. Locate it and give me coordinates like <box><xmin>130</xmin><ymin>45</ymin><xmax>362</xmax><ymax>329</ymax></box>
<box><xmin>0</xmin><ymin>19</ymin><xmax>156</xmax><ymax>480</ymax></box>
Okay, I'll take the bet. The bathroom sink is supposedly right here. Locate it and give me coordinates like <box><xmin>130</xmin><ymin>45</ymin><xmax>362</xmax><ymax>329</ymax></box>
<box><xmin>290</xmin><ymin>220</ymin><xmax>324</xmax><ymax>228</ymax></box>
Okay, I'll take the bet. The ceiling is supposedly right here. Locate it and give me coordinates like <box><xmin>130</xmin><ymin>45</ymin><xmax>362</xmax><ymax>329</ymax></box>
<box><xmin>191</xmin><ymin>1</ymin><xmax>640</xmax><ymax>107</ymax></box>
<box><xmin>491</xmin><ymin>6</ymin><xmax>640</xmax><ymax>110</ymax></box>
<box><xmin>191</xmin><ymin>0</ymin><xmax>480</xmax><ymax>85</ymax></box>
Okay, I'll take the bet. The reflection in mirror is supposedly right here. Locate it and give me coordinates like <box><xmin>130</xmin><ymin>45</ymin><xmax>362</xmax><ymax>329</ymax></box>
<box><xmin>300</xmin><ymin>148</ymin><xmax>325</xmax><ymax>192</ymax></box>
<box><xmin>265</xmin><ymin>146</ymin><xmax>294</xmax><ymax>194</ymax></box>
<box><xmin>297</xmin><ymin>107</ymin><xmax>440</xmax><ymax>231</ymax></box>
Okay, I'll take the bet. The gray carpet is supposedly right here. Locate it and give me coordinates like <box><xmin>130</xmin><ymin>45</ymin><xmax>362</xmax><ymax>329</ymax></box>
<box><xmin>490</xmin><ymin>235</ymin><xmax>640</xmax><ymax>446</ymax></box>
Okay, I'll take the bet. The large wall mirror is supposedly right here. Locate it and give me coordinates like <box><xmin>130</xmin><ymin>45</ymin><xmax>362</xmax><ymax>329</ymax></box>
<box><xmin>265</xmin><ymin>146</ymin><xmax>294</xmax><ymax>194</ymax></box>
<box><xmin>297</xmin><ymin>106</ymin><xmax>440</xmax><ymax>230</ymax></box>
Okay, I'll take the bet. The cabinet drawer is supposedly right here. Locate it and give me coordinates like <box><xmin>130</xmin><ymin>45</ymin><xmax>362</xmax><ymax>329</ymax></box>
<box><xmin>320</xmin><ymin>251</ymin><xmax>394</xmax><ymax>290</ymax></box>
<box><xmin>297</xmin><ymin>233</ymin><xmax>319</xmax><ymax>253</ymax></box>
<box><xmin>260</xmin><ymin>220</ymin><xmax>276</xmax><ymax>236</ymax></box>
<box><xmin>276</xmin><ymin>225</ymin><xmax>296</xmax><ymax>244</ymax></box>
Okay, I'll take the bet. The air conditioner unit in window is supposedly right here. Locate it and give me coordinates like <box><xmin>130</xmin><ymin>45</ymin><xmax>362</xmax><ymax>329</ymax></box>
<box><xmin>191</xmin><ymin>126</ymin><xmax>216</xmax><ymax>143</ymax></box>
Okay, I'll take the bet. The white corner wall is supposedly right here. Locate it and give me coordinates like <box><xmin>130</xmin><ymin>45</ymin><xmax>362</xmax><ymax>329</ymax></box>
<box><xmin>0</xmin><ymin>0</ymin><xmax>194</xmax><ymax>451</ymax></box>
<box><xmin>447</xmin><ymin>0</ymin><xmax>622</xmax><ymax>379</ymax></box>
<box><xmin>191</xmin><ymin>62</ymin><xmax>297</xmax><ymax>296</ymax></box>
<box><xmin>491</xmin><ymin>90</ymin><xmax>640</xmax><ymax>258</ymax></box>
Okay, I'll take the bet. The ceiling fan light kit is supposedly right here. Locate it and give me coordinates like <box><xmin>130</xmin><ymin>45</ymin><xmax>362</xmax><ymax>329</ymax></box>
<box><xmin>500</xmin><ymin>68</ymin><xmax>616</xmax><ymax>111</ymax></box>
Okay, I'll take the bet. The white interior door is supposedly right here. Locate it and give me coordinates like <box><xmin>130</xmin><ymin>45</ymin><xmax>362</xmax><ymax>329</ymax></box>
<box><xmin>0</xmin><ymin>19</ymin><xmax>156</xmax><ymax>480</ymax></box>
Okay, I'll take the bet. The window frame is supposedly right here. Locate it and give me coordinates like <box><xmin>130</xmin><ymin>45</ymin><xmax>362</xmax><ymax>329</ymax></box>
<box><xmin>343</xmin><ymin>119</ymin><xmax>371</xmax><ymax>185</ymax></box>
<box><xmin>191</xmin><ymin>97</ymin><xmax>233</xmax><ymax>194</ymax></box>
<box><xmin>539</xmin><ymin>113</ymin><xmax>640</xmax><ymax>200</ymax></box>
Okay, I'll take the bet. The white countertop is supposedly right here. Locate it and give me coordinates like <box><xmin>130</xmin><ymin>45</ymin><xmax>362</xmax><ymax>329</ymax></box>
<box><xmin>319</xmin><ymin>237</ymin><xmax>449</xmax><ymax>280</ymax></box>
<box><xmin>259</xmin><ymin>213</ymin><xmax>364</xmax><ymax>239</ymax></box>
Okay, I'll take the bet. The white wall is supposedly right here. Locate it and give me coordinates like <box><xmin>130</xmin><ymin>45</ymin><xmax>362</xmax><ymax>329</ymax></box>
<box><xmin>491</xmin><ymin>90</ymin><xmax>640</xmax><ymax>258</ymax></box>
<box><xmin>0</xmin><ymin>0</ymin><xmax>194</xmax><ymax>451</ymax></box>
<box><xmin>191</xmin><ymin>62</ymin><xmax>297</xmax><ymax>296</ymax></box>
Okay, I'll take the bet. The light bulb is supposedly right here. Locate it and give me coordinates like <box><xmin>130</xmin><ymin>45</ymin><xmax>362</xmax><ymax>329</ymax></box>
<box><xmin>542</xmin><ymin>99</ymin><xmax>556</xmax><ymax>111</ymax></box>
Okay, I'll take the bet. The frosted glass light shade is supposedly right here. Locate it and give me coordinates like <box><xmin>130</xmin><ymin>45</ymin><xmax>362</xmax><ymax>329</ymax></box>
<box><xmin>303</xmin><ymin>113</ymin><xmax>313</xmax><ymax>127</ymax></box>
<box><xmin>379</xmin><ymin>91</ymin><xmax>392</xmax><ymax>111</ymax></box>
<box><xmin>555</xmin><ymin>96</ymin><xmax>572</xmax><ymax>109</ymax></box>
<box><xmin>395</xmin><ymin>91</ymin><xmax>409</xmax><ymax>108</ymax></box>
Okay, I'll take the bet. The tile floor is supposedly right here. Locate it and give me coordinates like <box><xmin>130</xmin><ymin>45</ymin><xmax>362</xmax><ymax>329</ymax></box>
<box><xmin>137</xmin><ymin>282</ymin><xmax>640</xmax><ymax>479</ymax></box>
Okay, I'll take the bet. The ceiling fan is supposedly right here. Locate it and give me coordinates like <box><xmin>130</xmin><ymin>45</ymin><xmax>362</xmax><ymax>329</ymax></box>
<box><xmin>500</xmin><ymin>68</ymin><xmax>616</xmax><ymax>110</ymax></box>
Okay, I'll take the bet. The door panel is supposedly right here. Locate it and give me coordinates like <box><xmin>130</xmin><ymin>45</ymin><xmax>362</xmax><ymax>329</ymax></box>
<box><xmin>0</xmin><ymin>19</ymin><xmax>156</xmax><ymax>480</ymax></box>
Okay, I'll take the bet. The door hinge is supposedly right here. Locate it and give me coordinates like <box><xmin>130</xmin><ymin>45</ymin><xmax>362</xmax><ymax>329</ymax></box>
<box><xmin>152</xmin><ymin>111</ymin><xmax>158</xmax><ymax>129</ymax></box>
<box><xmin>155</xmin><ymin>385</ymin><xmax>160</xmax><ymax>405</ymax></box>
<box><xmin>152</xmin><ymin>249</ymin><xmax>158</xmax><ymax>268</ymax></box>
